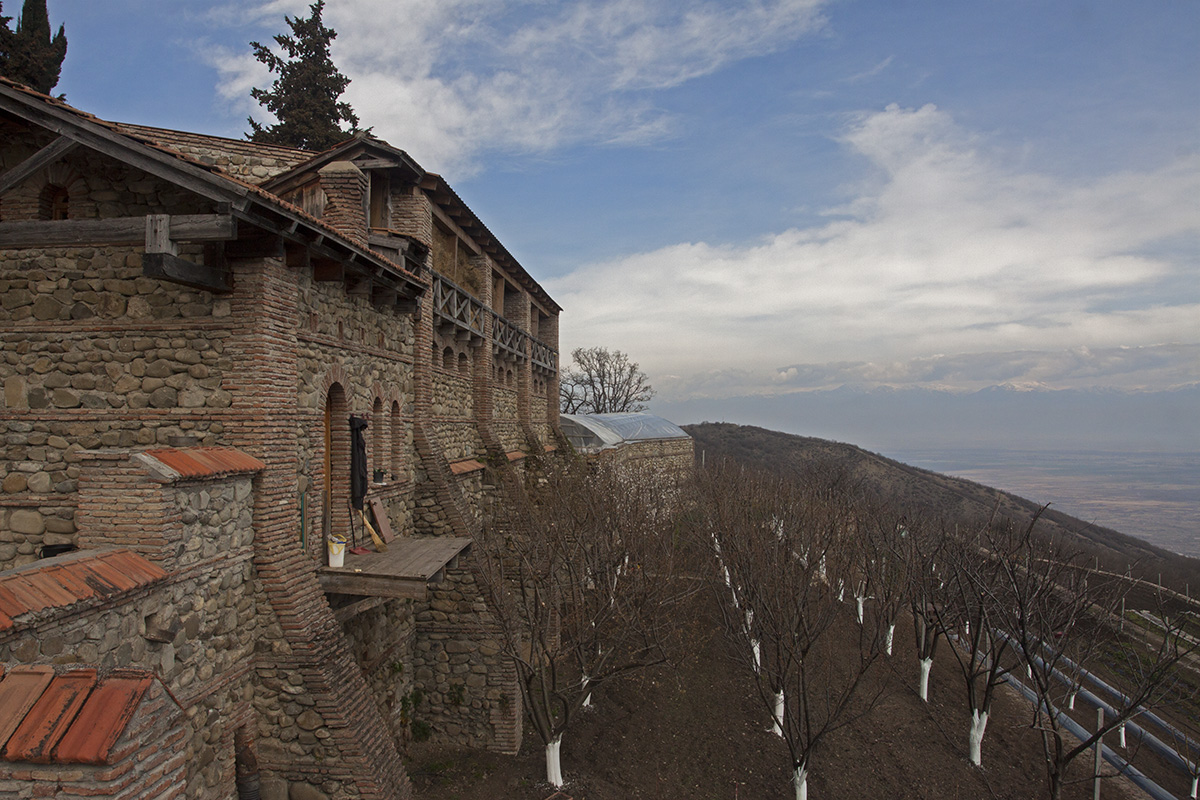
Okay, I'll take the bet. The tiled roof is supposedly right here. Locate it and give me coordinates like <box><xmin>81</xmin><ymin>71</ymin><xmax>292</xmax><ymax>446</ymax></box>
<box><xmin>449</xmin><ymin>459</ymin><xmax>485</xmax><ymax>475</ymax></box>
<box><xmin>0</xmin><ymin>551</ymin><xmax>166</xmax><ymax>632</ymax></box>
<box><xmin>0</xmin><ymin>77</ymin><xmax>425</xmax><ymax>292</ymax></box>
<box><xmin>0</xmin><ymin>666</ymin><xmax>154</xmax><ymax>765</ymax></box>
<box><xmin>142</xmin><ymin>446</ymin><xmax>266</xmax><ymax>480</ymax></box>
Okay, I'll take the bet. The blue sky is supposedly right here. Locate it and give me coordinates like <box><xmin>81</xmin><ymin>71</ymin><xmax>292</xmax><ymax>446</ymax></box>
<box><xmin>44</xmin><ymin>0</ymin><xmax>1200</xmax><ymax>404</ymax></box>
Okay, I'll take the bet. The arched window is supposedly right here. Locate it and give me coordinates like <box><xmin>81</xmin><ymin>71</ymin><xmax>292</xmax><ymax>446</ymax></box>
<box><xmin>322</xmin><ymin>383</ymin><xmax>351</xmax><ymax>558</ymax></box>
<box><xmin>458</xmin><ymin>351</ymin><xmax>469</xmax><ymax>376</ymax></box>
<box><xmin>39</xmin><ymin>184</ymin><xmax>69</xmax><ymax>221</ymax></box>
<box><xmin>442</xmin><ymin>347</ymin><xmax>454</xmax><ymax>371</ymax></box>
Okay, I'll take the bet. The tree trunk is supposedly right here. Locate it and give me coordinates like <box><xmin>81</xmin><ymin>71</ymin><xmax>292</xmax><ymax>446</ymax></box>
<box><xmin>968</xmin><ymin>709</ymin><xmax>988</xmax><ymax>766</ymax></box>
<box><xmin>772</xmin><ymin>690</ymin><xmax>785</xmax><ymax>737</ymax></box>
<box><xmin>1189</xmin><ymin>774</ymin><xmax>1197</xmax><ymax>799</ymax></box>
<box><xmin>886</xmin><ymin>623</ymin><xmax>895</xmax><ymax>655</ymax></box>
<box><xmin>918</xmin><ymin>657</ymin><xmax>932</xmax><ymax>702</ymax></box>
<box><xmin>856</xmin><ymin>596</ymin><xmax>865</xmax><ymax>624</ymax></box>
<box><xmin>545</xmin><ymin>735</ymin><xmax>563</xmax><ymax>788</ymax></box>
<box><xmin>581</xmin><ymin>675</ymin><xmax>592</xmax><ymax>708</ymax></box>
<box><xmin>793</xmin><ymin>762</ymin><xmax>808</xmax><ymax>800</ymax></box>
<box><xmin>751</xmin><ymin>638</ymin><xmax>761</xmax><ymax>673</ymax></box>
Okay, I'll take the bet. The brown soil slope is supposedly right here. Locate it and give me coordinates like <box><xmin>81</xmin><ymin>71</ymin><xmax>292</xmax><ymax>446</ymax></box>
<box><xmin>407</xmin><ymin>588</ymin><xmax>1138</xmax><ymax>800</ymax></box>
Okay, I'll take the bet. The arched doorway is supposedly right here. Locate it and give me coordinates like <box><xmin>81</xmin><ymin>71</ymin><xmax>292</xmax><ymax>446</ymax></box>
<box><xmin>323</xmin><ymin>383</ymin><xmax>350</xmax><ymax>557</ymax></box>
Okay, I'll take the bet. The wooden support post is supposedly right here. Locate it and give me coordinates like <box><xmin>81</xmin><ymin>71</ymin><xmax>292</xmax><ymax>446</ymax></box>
<box><xmin>1093</xmin><ymin>706</ymin><xmax>1104</xmax><ymax>800</ymax></box>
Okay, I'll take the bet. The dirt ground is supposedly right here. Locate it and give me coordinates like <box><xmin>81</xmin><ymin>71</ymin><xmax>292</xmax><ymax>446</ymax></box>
<box><xmin>405</xmin><ymin>591</ymin><xmax>1149</xmax><ymax>800</ymax></box>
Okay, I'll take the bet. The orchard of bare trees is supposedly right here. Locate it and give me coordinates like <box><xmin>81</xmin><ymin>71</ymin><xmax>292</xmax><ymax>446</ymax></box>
<box><xmin>474</xmin><ymin>453</ymin><xmax>1199</xmax><ymax>798</ymax></box>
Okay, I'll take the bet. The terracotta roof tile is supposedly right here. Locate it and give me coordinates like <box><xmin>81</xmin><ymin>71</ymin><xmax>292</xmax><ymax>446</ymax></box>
<box><xmin>506</xmin><ymin>450</ymin><xmax>527</xmax><ymax>462</ymax></box>
<box><xmin>449</xmin><ymin>459</ymin><xmax>485</xmax><ymax>475</ymax></box>
<box><xmin>53</xmin><ymin>671</ymin><xmax>153</xmax><ymax>765</ymax></box>
<box><xmin>0</xmin><ymin>666</ymin><xmax>53</xmax><ymax>749</ymax></box>
<box><xmin>0</xmin><ymin>551</ymin><xmax>165</xmax><ymax>632</ymax></box>
<box><xmin>2</xmin><ymin>668</ymin><xmax>95</xmax><ymax>762</ymax></box>
<box><xmin>143</xmin><ymin>446</ymin><xmax>266</xmax><ymax>479</ymax></box>
<box><xmin>0</xmin><ymin>668</ymin><xmax>161</xmax><ymax>766</ymax></box>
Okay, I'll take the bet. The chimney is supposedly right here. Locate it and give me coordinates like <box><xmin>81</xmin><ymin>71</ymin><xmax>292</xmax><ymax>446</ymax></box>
<box><xmin>318</xmin><ymin>161</ymin><xmax>368</xmax><ymax>248</ymax></box>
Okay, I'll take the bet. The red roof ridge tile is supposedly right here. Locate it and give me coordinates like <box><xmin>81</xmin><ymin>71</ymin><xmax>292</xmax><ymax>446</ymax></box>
<box><xmin>0</xmin><ymin>666</ymin><xmax>54</xmax><ymax>750</ymax></box>
<box><xmin>4</xmin><ymin>668</ymin><xmax>97</xmax><ymax>763</ymax></box>
<box><xmin>53</xmin><ymin>672</ymin><xmax>153</xmax><ymax>765</ymax></box>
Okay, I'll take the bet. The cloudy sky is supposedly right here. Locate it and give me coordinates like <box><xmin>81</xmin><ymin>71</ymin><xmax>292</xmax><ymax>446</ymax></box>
<box><xmin>50</xmin><ymin>0</ymin><xmax>1200</xmax><ymax>403</ymax></box>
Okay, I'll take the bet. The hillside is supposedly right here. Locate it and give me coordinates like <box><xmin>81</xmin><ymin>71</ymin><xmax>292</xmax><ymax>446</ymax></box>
<box><xmin>405</xmin><ymin>423</ymin><xmax>1198</xmax><ymax>800</ymax></box>
<box><xmin>685</xmin><ymin>422</ymin><xmax>1200</xmax><ymax>593</ymax></box>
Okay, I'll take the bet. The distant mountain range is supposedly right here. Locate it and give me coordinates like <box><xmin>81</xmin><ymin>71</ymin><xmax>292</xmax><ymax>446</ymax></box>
<box><xmin>683</xmin><ymin>422</ymin><xmax>1200</xmax><ymax>592</ymax></box>
<box><xmin>656</xmin><ymin>383</ymin><xmax>1199</xmax><ymax>454</ymax></box>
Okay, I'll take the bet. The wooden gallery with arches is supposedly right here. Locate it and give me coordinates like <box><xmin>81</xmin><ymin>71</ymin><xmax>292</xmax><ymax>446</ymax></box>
<box><xmin>0</xmin><ymin>78</ymin><xmax>559</xmax><ymax>800</ymax></box>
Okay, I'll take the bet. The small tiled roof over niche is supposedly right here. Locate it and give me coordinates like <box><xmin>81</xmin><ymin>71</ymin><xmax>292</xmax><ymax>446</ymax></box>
<box><xmin>0</xmin><ymin>666</ymin><xmax>154</xmax><ymax>764</ymax></box>
<box><xmin>0</xmin><ymin>550</ymin><xmax>166</xmax><ymax>632</ymax></box>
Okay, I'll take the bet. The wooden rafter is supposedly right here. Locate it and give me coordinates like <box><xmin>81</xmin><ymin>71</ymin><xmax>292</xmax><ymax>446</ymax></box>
<box><xmin>0</xmin><ymin>136</ymin><xmax>79</xmax><ymax>194</ymax></box>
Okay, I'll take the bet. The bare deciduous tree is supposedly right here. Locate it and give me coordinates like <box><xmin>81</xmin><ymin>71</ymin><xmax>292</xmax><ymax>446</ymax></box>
<box><xmin>931</xmin><ymin>517</ymin><xmax>1014</xmax><ymax>767</ymax></box>
<box><xmin>559</xmin><ymin>346</ymin><xmax>654</xmax><ymax>414</ymax></box>
<box><xmin>473</xmin><ymin>460</ymin><xmax>686</xmax><ymax>788</ymax></box>
<box><xmin>990</xmin><ymin>514</ymin><xmax>1199</xmax><ymax>800</ymax></box>
<box><xmin>903</xmin><ymin>514</ymin><xmax>948</xmax><ymax>702</ymax></box>
<box><xmin>699</xmin><ymin>462</ymin><xmax>888</xmax><ymax>800</ymax></box>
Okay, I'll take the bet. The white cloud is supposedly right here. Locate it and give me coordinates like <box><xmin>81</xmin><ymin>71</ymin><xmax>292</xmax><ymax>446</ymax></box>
<box><xmin>547</xmin><ymin>104</ymin><xmax>1200</xmax><ymax>397</ymax></box>
<box><xmin>211</xmin><ymin>0</ymin><xmax>829</xmax><ymax>172</ymax></box>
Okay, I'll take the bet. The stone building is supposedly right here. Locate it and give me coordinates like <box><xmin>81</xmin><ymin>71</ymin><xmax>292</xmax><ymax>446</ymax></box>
<box><xmin>0</xmin><ymin>77</ymin><xmax>561</xmax><ymax>799</ymax></box>
<box><xmin>559</xmin><ymin>412</ymin><xmax>693</xmax><ymax>473</ymax></box>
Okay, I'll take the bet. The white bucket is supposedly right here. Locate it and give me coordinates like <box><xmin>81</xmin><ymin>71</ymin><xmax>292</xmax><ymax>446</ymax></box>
<box><xmin>328</xmin><ymin>535</ymin><xmax>347</xmax><ymax>568</ymax></box>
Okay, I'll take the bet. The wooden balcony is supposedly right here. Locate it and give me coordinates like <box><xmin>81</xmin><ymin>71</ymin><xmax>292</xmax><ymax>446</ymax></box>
<box><xmin>318</xmin><ymin>536</ymin><xmax>471</xmax><ymax>602</ymax></box>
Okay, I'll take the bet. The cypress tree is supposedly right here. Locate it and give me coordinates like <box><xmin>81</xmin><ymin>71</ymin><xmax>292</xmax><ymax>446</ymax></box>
<box><xmin>1</xmin><ymin>0</ymin><xmax>67</xmax><ymax>94</ymax></box>
<box><xmin>247</xmin><ymin>1</ymin><xmax>361</xmax><ymax>151</ymax></box>
<box><xmin>0</xmin><ymin>4</ymin><xmax>14</xmax><ymax>78</ymax></box>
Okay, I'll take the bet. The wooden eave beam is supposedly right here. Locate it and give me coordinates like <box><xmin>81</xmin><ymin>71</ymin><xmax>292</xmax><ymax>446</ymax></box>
<box><xmin>0</xmin><ymin>213</ymin><xmax>236</xmax><ymax>248</ymax></box>
<box><xmin>143</xmin><ymin>252</ymin><xmax>230</xmax><ymax>294</ymax></box>
<box><xmin>0</xmin><ymin>136</ymin><xmax>79</xmax><ymax>194</ymax></box>
<box><xmin>429</xmin><ymin>203</ymin><xmax>482</xmax><ymax>257</ymax></box>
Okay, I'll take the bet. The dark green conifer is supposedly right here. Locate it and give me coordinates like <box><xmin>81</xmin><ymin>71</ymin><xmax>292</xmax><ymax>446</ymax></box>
<box><xmin>247</xmin><ymin>1</ymin><xmax>361</xmax><ymax>151</ymax></box>
<box><xmin>1</xmin><ymin>0</ymin><xmax>67</xmax><ymax>94</ymax></box>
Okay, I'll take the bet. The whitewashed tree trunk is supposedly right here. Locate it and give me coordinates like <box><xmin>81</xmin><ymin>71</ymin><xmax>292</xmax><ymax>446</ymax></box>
<box><xmin>1188</xmin><ymin>774</ymin><xmax>1197</xmax><ymax>799</ymax></box>
<box><xmin>545</xmin><ymin>735</ymin><xmax>563</xmax><ymax>787</ymax></box>
<box><xmin>1119</xmin><ymin>723</ymin><xmax>1126</xmax><ymax>749</ymax></box>
<box><xmin>885</xmin><ymin>624</ymin><xmax>895</xmax><ymax>655</ymax></box>
<box><xmin>837</xmin><ymin>582</ymin><xmax>844</xmax><ymax>602</ymax></box>
<box><xmin>968</xmin><ymin>709</ymin><xmax>988</xmax><ymax>766</ymax></box>
<box><xmin>793</xmin><ymin>762</ymin><xmax>808</xmax><ymax>800</ymax></box>
<box><xmin>772</xmin><ymin>690</ymin><xmax>785</xmax><ymax>737</ymax></box>
<box><xmin>918</xmin><ymin>657</ymin><xmax>933</xmax><ymax>702</ymax></box>
<box><xmin>751</xmin><ymin>638</ymin><xmax>761</xmax><ymax>673</ymax></box>
<box><xmin>581</xmin><ymin>675</ymin><xmax>592</xmax><ymax>708</ymax></box>
<box><xmin>856</xmin><ymin>596</ymin><xmax>865</xmax><ymax>624</ymax></box>
<box><xmin>1067</xmin><ymin>692</ymin><xmax>1075</xmax><ymax>710</ymax></box>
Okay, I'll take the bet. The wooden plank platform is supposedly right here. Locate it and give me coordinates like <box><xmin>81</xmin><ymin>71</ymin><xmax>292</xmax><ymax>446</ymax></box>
<box><xmin>318</xmin><ymin>537</ymin><xmax>471</xmax><ymax>600</ymax></box>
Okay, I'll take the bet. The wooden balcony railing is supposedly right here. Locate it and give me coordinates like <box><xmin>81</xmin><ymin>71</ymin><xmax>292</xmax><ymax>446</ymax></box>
<box><xmin>432</xmin><ymin>275</ymin><xmax>485</xmax><ymax>338</ymax></box>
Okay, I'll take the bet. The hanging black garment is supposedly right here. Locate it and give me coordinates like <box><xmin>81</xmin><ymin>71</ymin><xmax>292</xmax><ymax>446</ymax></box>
<box><xmin>350</xmin><ymin>415</ymin><xmax>369</xmax><ymax>510</ymax></box>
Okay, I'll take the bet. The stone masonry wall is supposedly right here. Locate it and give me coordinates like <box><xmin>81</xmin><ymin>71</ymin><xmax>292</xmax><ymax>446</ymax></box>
<box><xmin>1</xmin><ymin>454</ymin><xmax>258</xmax><ymax>799</ymax></box>
<box><xmin>412</xmin><ymin>560</ymin><xmax>521</xmax><ymax>754</ymax></box>
<box><xmin>341</xmin><ymin>599</ymin><xmax>417</xmax><ymax>748</ymax></box>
